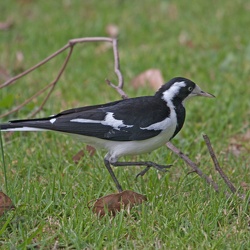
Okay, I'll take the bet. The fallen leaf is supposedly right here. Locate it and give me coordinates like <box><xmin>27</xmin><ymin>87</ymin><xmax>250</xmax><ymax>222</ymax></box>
<box><xmin>86</xmin><ymin>145</ymin><xmax>96</xmax><ymax>156</ymax></box>
<box><xmin>0</xmin><ymin>191</ymin><xmax>15</xmax><ymax>216</ymax></box>
<box><xmin>72</xmin><ymin>145</ymin><xmax>96</xmax><ymax>164</ymax></box>
<box><xmin>89</xmin><ymin>190</ymin><xmax>147</xmax><ymax>216</ymax></box>
<box><xmin>16</xmin><ymin>51</ymin><xmax>24</xmax><ymax>64</ymax></box>
<box><xmin>179</xmin><ymin>31</ymin><xmax>194</xmax><ymax>48</ymax></box>
<box><xmin>72</xmin><ymin>150</ymin><xmax>85</xmax><ymax>164</ymax></box>
<box><xmin>0</xmin><ymin>66</ymin><xmax>11</xmax><ymax>81</ymax></box>
<box><xmin>167</xmin><ymin>4</ymin><xmax>179</xmax><ymax>20</ymax></box>
<box><xmin>228</xmin><ymin>128</ymin><xmax>250</xmax><ymax>156</ymax></box>
<box><xmin>0</xmin><ymin>20</ymin><xmax>14</xmax><ymax>31</ymax></box>
<box><xmin>228</xmin><ymin>140</ymin><xmax>244</xmax><ymax>157</ymax></box>
<box><xmin>106</xmin><ymin>24</ymin><xmax>119</xmax><ymax>38</ymax></box>
<box><xmin>240</xmin><ymin>182</ymin><xmax>249</xmax><ymax>191</ymax></box>
<box><xmin>131</xmin><ymin>69</ymin><xmax>164</xmax><ymax>90</ymax></box>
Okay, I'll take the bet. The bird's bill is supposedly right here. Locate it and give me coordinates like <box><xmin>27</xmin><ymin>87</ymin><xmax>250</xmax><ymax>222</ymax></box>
<box><xmin>193</xmin><ymin>85</ymin><xmax>215</xmax><ymax>98</ymax></box>
<box><xmin>198</xmin><ymin>90</ymin><xmax>215</xmax><ymax>98</ymax></box>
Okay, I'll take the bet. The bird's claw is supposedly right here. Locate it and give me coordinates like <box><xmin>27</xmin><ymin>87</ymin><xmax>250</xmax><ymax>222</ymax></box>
<box><xmin>136</xmin><ymin>164</ymin><xmax>172</xmax><ymax>179</ymax></box>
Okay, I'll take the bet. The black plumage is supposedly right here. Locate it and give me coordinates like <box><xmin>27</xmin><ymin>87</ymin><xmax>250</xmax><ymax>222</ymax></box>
<box><xmin>0</xmin><ymin>77</ymin><xmax>214</xmax><ymax>192</ymax></box>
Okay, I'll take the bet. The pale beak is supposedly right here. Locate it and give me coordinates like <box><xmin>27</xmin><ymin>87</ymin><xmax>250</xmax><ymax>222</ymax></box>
<box><xmin>198</xmin><ymin>90</ymin><xmax>215</xmax><ymax>98</ymax></box>
<box><xmin>192</xmin><ymin>85</ymin><xmax>215</xmax><ymax>98</ymax></box>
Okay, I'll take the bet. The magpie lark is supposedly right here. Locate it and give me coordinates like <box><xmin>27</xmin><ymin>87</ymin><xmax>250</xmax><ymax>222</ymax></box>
<box><xmin>0</xmin><ymin>77</ymin><xmax>214</xmax><ymax>192</ymax></box>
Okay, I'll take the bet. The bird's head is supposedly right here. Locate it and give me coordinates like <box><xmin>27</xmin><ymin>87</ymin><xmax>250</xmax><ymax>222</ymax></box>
<box><xmin>155</xmin><ymin>77</ymin><xmax>215</xmax><ymax>103</ymax></box>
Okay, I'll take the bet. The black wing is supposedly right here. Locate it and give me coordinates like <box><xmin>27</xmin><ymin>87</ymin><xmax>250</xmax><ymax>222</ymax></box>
<box><xmin>5</xmin><ymin>96</ymin><xmax>171</xmax><ymax>141</ymax></box>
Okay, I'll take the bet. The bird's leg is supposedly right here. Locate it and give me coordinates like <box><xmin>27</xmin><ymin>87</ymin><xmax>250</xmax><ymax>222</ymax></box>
<box><xmin>112</xmin><ymin>161</ymin><xmax>172</xmax><ymax>178</ymax></box>
<box><xmin>104</xmin><ymin>158</ymin><xmax>123</xmax><ymax>193</ymax></box>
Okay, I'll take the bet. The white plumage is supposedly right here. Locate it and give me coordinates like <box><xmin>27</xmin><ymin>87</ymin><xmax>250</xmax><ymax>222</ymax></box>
<box><xmin>0</xmin><ymin>77</ymin><xmax>214</xmax><ymax>192</ymax></box>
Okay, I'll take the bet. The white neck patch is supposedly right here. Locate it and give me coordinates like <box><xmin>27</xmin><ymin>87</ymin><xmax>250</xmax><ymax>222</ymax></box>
<box><xmin>161</xmin><ymin>81</ymin><xmax>186</xmax><ymax>103</ymax></box>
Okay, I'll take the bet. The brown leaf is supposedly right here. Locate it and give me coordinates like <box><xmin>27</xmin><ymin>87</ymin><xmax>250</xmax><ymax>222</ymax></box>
<box><xmin>72</xmin><ymin>150</ymin><xmax>84</xmax><ymax>164</ymax></box>
<box><xmin>0</xmin><ymin>20</ymin><xmax>14</xmax><ymax>31</ymax></box>
<box><xmin>179</xmin><ymin>31</ymin><xmax>194</xmax><ymax>48</ymax></box>
<box><xmin>228</xmin><ymin>128</ymin><xmax>250</xmax><ymax>156</ymax></box>
<box><xmin>16</xmin><ymin>51</ymin><xmax>24</xmax><ymax>64</ymax></box>
<box><xmin>167</xmin><ymin>4</ymin><xmax>178</xmax><ymax>20</ymax></box>
<box><xmin>240</xmin><ymin>182</ymin><xmax>249</xmax><ymax>191</ymax></box>
<box><xmin>86</xmin><ymin>145</ymin><xmax>96</xmax><ymax>156</ymax></box>
<box><xmin>131</xmin><ymin>69</ymin><xmax>164</xmax><ymax>90</ymax></box>
<box><xmin>228</xmin><ymin>143</ymin><xmax>243</xmax><ymax>157</ymax></box>
<box><xmin>72</xmin><ymin>145</ymin><xmax>96</xmax><ymax>164</ymax></box>
<box><xmin>0</xmin><ymin>192</ymin><xmax>15</xmax><ymax>216</ymax></box>
<box><xmin>90</xmin><ymin>190</ymin><xmax>147</xmax><ymax>216</ymax></box>
<box><xmin>0</xmin><ymin>66</ymin><xmax>11</xmax><ymax>81</ymax></box>
<box><xmin>106</xmin><ymin>24</ymin><xmax>119</xmax><ymax>38</ymax></box>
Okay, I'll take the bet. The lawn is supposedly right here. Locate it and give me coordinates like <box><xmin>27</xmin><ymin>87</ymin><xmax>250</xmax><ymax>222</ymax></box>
<box><xmin>0</xmin><ymin>0</ymin><xmax>249</xmax><ymax>249</ymax></box>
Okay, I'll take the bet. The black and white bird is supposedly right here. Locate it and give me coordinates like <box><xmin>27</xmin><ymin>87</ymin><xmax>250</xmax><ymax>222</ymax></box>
<box><xmin>0</xmin><ymin>77</ymin><xmax>214</xmax><ymax>192</ymax></box>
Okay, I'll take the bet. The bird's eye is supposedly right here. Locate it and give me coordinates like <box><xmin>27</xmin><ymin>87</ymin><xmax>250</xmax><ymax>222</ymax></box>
<box><xmin>188</xmin><ymin>87</ymin><xmax>193</xmax><ymax>92</ymax></box>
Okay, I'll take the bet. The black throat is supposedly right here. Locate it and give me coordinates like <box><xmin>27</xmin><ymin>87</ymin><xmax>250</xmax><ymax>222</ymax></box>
<box><xmin>171</xmin><ymin>98</ymin><xmax>186</xmax><ymax>139</ymax></box>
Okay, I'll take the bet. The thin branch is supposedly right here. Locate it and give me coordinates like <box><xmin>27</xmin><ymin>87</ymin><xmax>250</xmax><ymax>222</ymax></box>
<box><xmin>1</xmin><ymin>37</ymin><xmax>123</xmax><ymax>118</ymax></box>
<box><xmin>29</xmin><ymin>44</ymin><xmax>75</xmax><ymax>117</ymax></box>
<box><xmin>106</xmin><ymin>79</ymin><xmax>128</xmax><ymax>99</ymax></box>
<box><xmin>166</xmin><ymin>142</ymin><xmax>220</xmax><ymax>192</ymax></box>
<box><xmin>0</xmin><ymin>44</ymin><xmax>70</xmax><ymax>89</ymax></box>
<box><xmin>112</xmin><ymin>39</ymin><xmax>124</xmax><ymax>89</ymax></box>
<box><xmin>1</xmin><ymin>36</ymin><xmax>244</xmax><ymax>200</ymax></box>
<box><xmin>0</xmin><ymin>37</ymin><xmax>114</xmax><ymax>90</ymax></box>
<box><xmin>203</xmin><ymin>134</ymin><xmax>237</xmax><ymax>194</ymax></box>
<box><xmin>0</xmin><ymin>82</ymin><xmax>54</xmax><ymax>118</ymax></box>
<box><xmin>105</xmin><ymin>39</ymin><xmax>128</xmax><ymax>99</ymax></box>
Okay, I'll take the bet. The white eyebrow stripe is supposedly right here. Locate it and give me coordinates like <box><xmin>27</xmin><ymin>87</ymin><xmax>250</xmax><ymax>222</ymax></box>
<box><xmin>70</xmin><ymin>112</ymin><xmax>133</xmax><ymax>130</ymax></box>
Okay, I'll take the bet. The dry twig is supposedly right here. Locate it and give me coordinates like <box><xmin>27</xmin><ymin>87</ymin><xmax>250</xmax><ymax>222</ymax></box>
<box><xmin>203</xmin><ymin>134</ymin><xmax>237</xmax><ymax>193</ymax></box>
<box><xmin>1</xmin><ymin>36</ymin><xmax>243</xmax><ymax>199</ymax></box>
<box><xmin>166</xmin><ymin>142</ymin><xmax>219</xmax><ymax>192</ymax></box>
<box><xmin>0</xmin><ymin>37</ymin><xmax>124</xmax><ymax>118</ymax></box>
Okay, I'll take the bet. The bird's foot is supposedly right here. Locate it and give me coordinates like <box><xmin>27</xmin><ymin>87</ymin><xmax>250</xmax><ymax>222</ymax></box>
<box><xmin>112</xmin><ymin>161</ymin><xmax>172</xmax><ymax>179</ymax></box>
<box><xmin>136</xmin><ymin>163</ymin><xmax>172</xmax><ymax>178</ymax></box>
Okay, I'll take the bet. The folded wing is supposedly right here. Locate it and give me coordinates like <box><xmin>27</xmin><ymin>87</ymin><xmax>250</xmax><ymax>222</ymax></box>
<box><xmin>1</xmin><ymin>97</ymin><xmax>172</xmax><ymax>141</ymax></box>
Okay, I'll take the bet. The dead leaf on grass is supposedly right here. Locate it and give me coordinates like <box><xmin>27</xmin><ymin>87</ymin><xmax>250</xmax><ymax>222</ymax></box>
<box><xmin>72</xmin><ymin>145</ymin><xmax>96</xmax><ymax>164</ymax></box>
<box><xmin>167</xmin><ymin>4</ymin><xmax>179</xmax><ymax>20</ymax></box>
<box><xmin>0</xmin><ymin>191</ymin><xmax>15</xmax><ymax>216</ymax></box>
<box><xmin>179</xmin><ymin>31</ymin><xmax>194</xmax><ymax>48</ymax></box>
<box><xmin>106</xmin><ymin>24</ymin><xmax>119</xmax><ymax>38</ymax></box>
<box><xmin>228</xmin><ymin>128</ymin><xmax>250</xmax><ymax>156</ymax></box>
<box><xmin>0</xmin><ymin>66</ymin><xmax>11</xmax><ymax>81</ymax></box>
<box><xmin>16</xmin><ymin>51</ymin><xmax>24</xmax><ymax>64</ymax></box>
<box><xmin>240</xmin><ymin>182</ymin><xmax>249</xmax><ymax>191</ymax></box>
<box><xmin>131</xmin><ymin>69</ymin><xmax>164</xmax><ymax>90</ymax></box>
<box><xmin>89</xmin><ymin>190</ymin><xmax>147</xmax><ymax>216</ymax></box>
<box><xmin>0</xmin><ymin>20</ymin><xmax>14</xmax><ymax>31</ymax></box>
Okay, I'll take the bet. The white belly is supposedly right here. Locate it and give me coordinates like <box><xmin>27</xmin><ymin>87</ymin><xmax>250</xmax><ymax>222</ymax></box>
<box><xmin>78</xmin><ymin>115</ymin><xmax>177</xmax><ymax>162</ymax></box>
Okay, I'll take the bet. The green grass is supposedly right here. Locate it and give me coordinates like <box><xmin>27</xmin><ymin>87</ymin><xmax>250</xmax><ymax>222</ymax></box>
<box><xmin>0</xmin><ymin>0</ymin><xmax>250</xmax><ymax>249</ymax></box>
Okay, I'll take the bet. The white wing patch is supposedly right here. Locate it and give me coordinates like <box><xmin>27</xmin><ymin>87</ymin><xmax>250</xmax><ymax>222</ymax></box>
<box><xmin>50</xmin><ymin>118</ymin><xmax>57</xmax><ymax>124</ymax></box>
<box><xmin>140</xmin><ymin>117</ymin><xmax>172</xmax><ymax>131</ymax></box>
<box><xmin>70</xmin><ymin>112</ymin><xmax>133</xmax><ymax>130</ymax></box>
<box><xmin>70</xmin><ymin>118</ymin><xmax>100</xmax><ymax>124</ymax></box>
<box><xmin>101</xmin><ymin>112</ymin><xmax>133</xmax><ymax>130</ymax></box>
